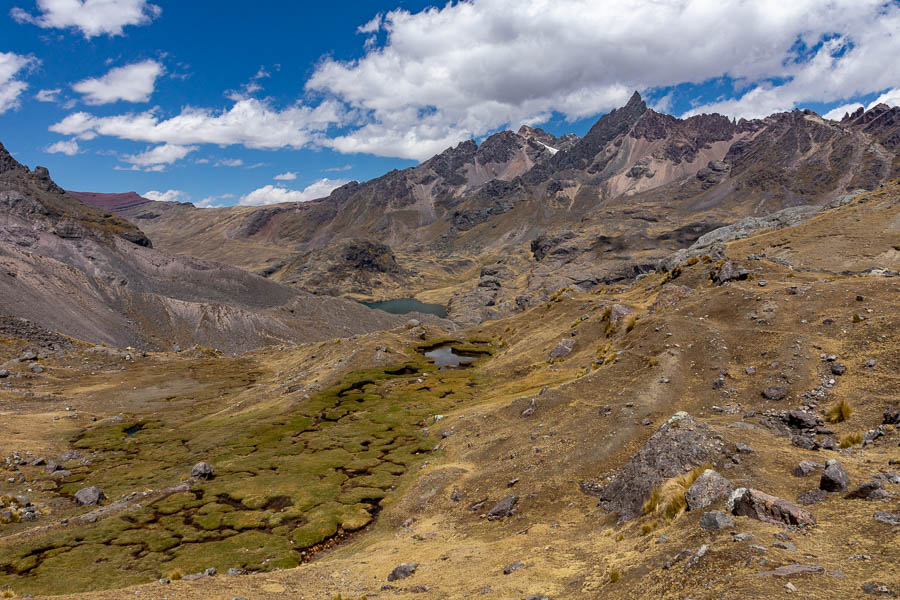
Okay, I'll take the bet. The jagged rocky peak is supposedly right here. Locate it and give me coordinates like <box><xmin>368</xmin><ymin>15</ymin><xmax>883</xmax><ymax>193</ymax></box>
<box><xmin>517</xmin><ymin>125</ymin><xmax>579</xmax><ymax>151</ymax></box>
<box><xmin>0</xmin><ymin>141</ymin><xmax>27</xmax><ymax>175</ymax></box>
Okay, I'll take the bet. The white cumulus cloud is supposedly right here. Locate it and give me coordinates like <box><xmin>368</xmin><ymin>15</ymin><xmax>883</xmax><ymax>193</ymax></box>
<box><xmin>122</xmin><ymin>143</ymin><xmax>196</xmax><ymax>168</ymax></box>
<box><xmin>44</xmin><ymin>1</ymin><xmax>900</xmax><ymax>161</ymax></box>
<box><xmin>143</xmin><ymin>189</ymin><xmax>188</xmax><ymax>203</ymax></box>
<box><xmin>11</xmin><ymin>0</ymin><xmax>161</xmax><ymax>38</ymax></box>
<box><xmin>0</xmin><ymin>52</ymin><xmax>37</xmax><ymax>114</ymax></box>
<box><xmin>238</xmin><ymin>179</ymin><xmax>349</xmax><ymax>206</ymax></box>
<box><xmin>823</xmin><ymin>102</ymin><xmax>864</xmax><ymax>121</ymax></box>
<box><xmin>50</xmin><ymin>98</ymin><xmax>345</xmax><ymax>149</ymax></box>
<box><xmin>73</xmin><ymin>59</ymin><xmax>163</xmax><ymax>105</ymax></box>
<box><xmin>216</xmin><ymin>158</ymin><xmax>243</xmax><ymax>167</ymax></box>
<box><xmin>45</xmin><ymin>139</ymin><xmax>80</xmax><ymax>155</ymax></box>
<box><xmin>35</xmin><ymin>88</ymin><xmax>61</xmax><ymax>102</ymax></box>
<box><xmin>868</xmin><ymin>88</ymin><xmax>900</xmax><ymax>109</ymax></box>
<box><xmin>273</xmin><ymin>171</ymin><xmax>297</xmax><ymax>180</ymax></box>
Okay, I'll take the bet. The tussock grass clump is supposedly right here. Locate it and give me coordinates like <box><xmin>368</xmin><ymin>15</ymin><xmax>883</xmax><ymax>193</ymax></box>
<box><xmin>624</xmin><ymin>314</ymin><xmax>637</xmax><ymax>333</ymax></box>
<box><xmin>839</xmin><ymin>432</ymin><xmax>864</xmax><ymax>448</ymax></box>
<box><xmin>642</xmin><ymin>466</ymin><xmax>709</xmax><ymax>520</ymax></box>
<box><xmin>167</xmin><ymin>568</ymin><xmax>184</xmax><ymax>581</ymax></box>
<box><xmin>1</xmin><ymin>588</ymin><xmax>16</xmax><ymax>598</ymax></box>
<box><xmin>685</xmin><ymin>256</ymin><xmax>700</xmax><ymax>266</ymax></box>
<box><xmin>826</xmin><ymin>399</ymin><xmax>853</xmax><ymax>423</ymax></box>
<box><xmin>609</xmin><ymin>570</ymin><xmax>621</xmax><ymax>583</ymax></box>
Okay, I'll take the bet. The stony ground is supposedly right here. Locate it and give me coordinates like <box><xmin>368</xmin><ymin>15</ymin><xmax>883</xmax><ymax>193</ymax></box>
<box><xmin>0</xmin><ymin>185</ymin><xmax>898</xmax><ymax>599</ymax></box>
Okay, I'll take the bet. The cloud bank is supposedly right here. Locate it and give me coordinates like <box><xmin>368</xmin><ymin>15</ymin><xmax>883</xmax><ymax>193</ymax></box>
<box><xmin>11</xmin><ymin>0</ymin><xmax>161</xmax><ymax>38</ymax></box>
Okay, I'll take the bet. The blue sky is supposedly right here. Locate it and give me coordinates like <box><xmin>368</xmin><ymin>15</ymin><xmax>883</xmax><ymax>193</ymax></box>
<box><xmin>1</xmin><ymin>0</ymin><xmax>899</xmax><ymax>207</ymax></box>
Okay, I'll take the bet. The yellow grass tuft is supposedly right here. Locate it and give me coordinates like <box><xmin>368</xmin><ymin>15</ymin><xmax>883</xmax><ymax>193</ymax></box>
<box><xmin>825</xmin><ymin>399</ymin><xmax>852</xmax><ymax>423</ymax></box>
<box><xmin>839</xmin><ymin>432</ymin><xmax>863</xmax><ymax>448</ymax></box>
<box><xmin>642</xmin><ymin>466</ymin><xmax>709</xmax><ymax>520</ymax></box>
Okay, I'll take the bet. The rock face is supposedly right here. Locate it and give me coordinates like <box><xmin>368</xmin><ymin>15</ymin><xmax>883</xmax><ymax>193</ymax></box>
<box><xmin>845</xmin><ymin>481</ymin><xmax>888</xmax><ymax>500</ymax></box>
<box><xmin>596</xmin><ymin>413</ymin><xmax>722</xmax><ymax>521</ymax></box>
<box><xmin>685</xmin><ymin>470</ymin><xmax>733</xmax><ymax>511</ymax></box>
<box><xmin>486</xmin><ymin>495</ymin><xmax>518</xmax><ymax>521</ymax></box>
<box><xmin>711</xmin><ymin>261</ymin><xmax>750</xmax><ymax>285</ymax></box>
<box><xmin>387</xmin><ymin>563</ymin><xmax>418</xmax><ymax>581</ymax></box>
<box><xmin>74</xmin><ymin>486</ymin><xmax>105</xmax><ymax>506</ymax></box>
<box><xmin>191</xmin><ymin>462</ymin><xmax>214</xmax><ymax>480</ymax></box>
<box><xmin>820</xmin><ymin>459</ymin><xmax>849</xmax><ymax>492</ymax></box>
<box><xmin>728</xmin><ymin>488</ymin><xmax>816</xmax><ymax>527</ymax></box>
<box><xmin>339</xmin><ymin>239</ymin><xmax>399</xmax><ymax>273</ymax></box>
<box><xmin>548</xmin><ymin>339</ymin><xmax>575</xmax><ymax>360</ymax></box>
<box><xmin>700</xmin><ymin>510</ymin><xmax>734</xmax><ymax>530</ymax></box>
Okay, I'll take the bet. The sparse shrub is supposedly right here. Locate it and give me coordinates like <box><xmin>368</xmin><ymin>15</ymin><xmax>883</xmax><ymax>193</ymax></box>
<box><xmin>839</xmin><ymin>432</ymin><xmax>863</xmax><ymax>448</ymax></box>
<box><xmin>624</xmin><ymin>314</ymin><xmax>637</xmax><ymax>333</ymax></box>
<box><xmin>167</xmin><ymin>568</ymin><xmax>184</xmax><ymax>581</ymax></box>
<box><xmin>641</xmin><ymin>520</ymin><xmax>657</xmax><ymax>535</ymax></box>
<box><xmin>826</xmin><ymin>399</ymin><xmax>853</xmax><ymax>423</ymax></box>
<box><xmin>852</xmin><ymin>313</ymin><xmax>862</xmax><ymax>323</ymax></box>
<box><xmin>685</xmin><ymin>256</ymin><xmax>699</xmax><ymax>266</ymax></box>
<box><xmin>1</xmin><ymin>588</ymin><xmax>16</xmax><ymax>598</ymax></box>
<box><xmin>642</xmin><ymin>466</ymin><xmax>709</xmax><ymax>520</ymax></box>
<box><xmin>609</xmin><ymin>570</ymin><xmax>621</xmax><ymax>583</ymax></box>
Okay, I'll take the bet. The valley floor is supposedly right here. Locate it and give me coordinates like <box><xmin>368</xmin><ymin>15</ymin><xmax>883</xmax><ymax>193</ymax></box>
<box><xmin>1</xmin><ymin>185</ymin><xmax>899</xmax><ymax>599</ymax></box>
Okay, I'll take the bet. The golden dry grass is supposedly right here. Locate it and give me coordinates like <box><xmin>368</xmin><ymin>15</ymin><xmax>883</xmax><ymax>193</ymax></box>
<box><xmin>642</xmin><ymin>466</ymin><xmax>709</xmax><ymax>520</ymax></box>
<box><xmin>826</xmin><ymin>398</ymin><xmax>853</xmax><ymax>423</ymax></box>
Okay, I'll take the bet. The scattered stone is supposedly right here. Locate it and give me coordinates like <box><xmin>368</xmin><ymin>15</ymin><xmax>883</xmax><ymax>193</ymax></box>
<box><xmin>787</xmin><ymin>410</ymin><xmax>818</xmax><ymax>430</ymax></box>
<box><xmin>18</xmin><ymin>351</ymin><xmax>37</xmax><ymax>361</ymax></box>
<box><xmin>728</xmin><ymin>488</ymin><xmax>816</xmax><ymax>527</ymax></box>
<box><xmin>504</xmin><ymin>561</ymin><xmax>525</xmax><ymax>574</ymax></box>
<box><xmin>387</xmin><ymin>563</ymin><xmax>418</xmax><ymax>581</ymax></box>
<box><xmin>830</xmin><ymin>362</ymin><xmax>846</xmax><ymax>376</ymax></box>
<box><xmin>203</xmin><ymin>568</ymin><xmax>216</xmax><ymax>577</ymax></box>
<box><xmin>820</xmin><ymin>459</ymin><xmax>849</xmax><ymax>492</ymax></box>
<box><xmin>796</xmin><ymin>489</ymin><xmax>828</xmax><ymax>506</ymax></box>
<box><xmin>685</xmin><ymin>469</ymin><xmax>733</xmax><ymax>511</ymax></box>
<box><xmin>663</xmin><ymin>549</ymin><xmax>692</xmax><ymax>569</ymax></box>
<box><xmin>785</xmin><ymin>582</ymin><xmax>798</xmax><ymax>593</ymax></box>
<box><xmin>640</xmin><ymin>417</ymin><xmax>652</xmax><ymax>426</ymax></box>
<box><xmin>883</xmin><ymin>409</ymin><xmax>900</xmax><ymax>425</ymax></box>
<box><xmin>864</xmin><ymin>360</ymin><xmax>877</xmax><ymax>368</ymax></box>
<box><xmin>711</xmin><ymin>261</ymin><xmax>750</xmax><ymax>285</ymax></box>
<box><xmin>226</xmin><ymin>568</ymin><xmax>247</xmax><ymax>576</ymax></box>
<box><xmin>863</xmin><ymin>582</ymin><xmax>893</xmax><ymax>595</ymax></box>
<box><xmin>30</xmin><ymin>364</ymin><xmax>43</xmax><ymax>374</ymax></box>
<box><xmin>762</xmin><ymin>386</ymin><xmax>788</xmax><ymax>401</ymax></box>
<box><xmin>524</xmin><ymin>595</ymin><xmax>551</xmax><ymax>600</ymax></box>
<box><xmin>873</xmin><ymin>512</ymin><xmax>900</xmax><ymax>525</ymax></box>
<box><xmin>733</xmin><ymin>533</ymin><xmax>753</xmax><ymax>542</ymax></box>
<box><xmin>735</xmin><ymin>443</ymin><xmax>753</xmax><ymax>454</ymax></box>
<box><xmin>158</xmin><ymin>578</ymin><xmax>170</xmax><ymax>584</ymax></box>
<box><xmin>773</xmin><ymin>541</ymin><xmax>798</xmax><ymax>551</ymax></box>
<box><xmin>548</xmin><ymin>339</ymin><xmax>575</xmax><ymax>361</ymax></box>
<box><xmin>486</xmin><ymin>495</ymin><xmax>518</xmax><ymax>520</ymax></box>
<box><xmin>609</xmin><ymin>304</ymin><xmax>633</xmax><ymax>327</ymax></box>
<box><xmin>521</xmin><ymin>398</ymin><xmax>536</xmax><ymax>418</ymax></box>
<box><xmin>845</xmin><ymin>481</ymin><xmax>888</xmax><ymax>500</ymax></box>
<box><xmin>755</xmin><ymin>564</ymin><xmax>824</xmax><ymax>577</ymax></box>
<box><xmin>0</xmin><ymin>369</ymin><xmax>8</xmax><ymax>378</ymax></box>
<box><xmin>700</xmin><ymin>510</ymin><xmax>734</xmax><ymax>530</ymax></box>
<box><xmin>191</xmin><ymin>462</ymin><xmax>214</xmax><ymax>480</ymax></box>
<box><xmin>74</xmin><ymin>486</ymin><xmax>105</xmax><ymax>506</ymax></box>
<box><xmin>683</xmin><ymin>544</ymin><xmax>709</xmax><ymax>570</ymax></box>
<box><xmin>793</xmin><ymin>461</ymin><xmax>821</xmax><ymax>477</ymax></box>
<box><xmin>791</xmin><ymin>436</ymin><xmax>818</xmax><ymax>451</ymax></box>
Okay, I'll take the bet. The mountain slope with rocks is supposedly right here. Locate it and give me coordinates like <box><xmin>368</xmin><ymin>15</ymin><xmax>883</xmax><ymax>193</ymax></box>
<box><xmin>0</xmin><ymin>143</ymin><xmax>413</xmax><ymax>352</ymax></box>
<box><xmin>78</xmin><ymin>96</ymin><xmax>900</xmax><ymax>325</ymax></box>
<box><xmin>0</xmin><ymin>179</ymin><xmax>897</xmax><ymax>599</ymax></box>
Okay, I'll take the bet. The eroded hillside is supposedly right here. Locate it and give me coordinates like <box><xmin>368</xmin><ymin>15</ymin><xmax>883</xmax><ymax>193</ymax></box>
<box><xmin>0</xmin><ymin>180</ymin><xmax>897</xmax><ymax>599</ymax></box>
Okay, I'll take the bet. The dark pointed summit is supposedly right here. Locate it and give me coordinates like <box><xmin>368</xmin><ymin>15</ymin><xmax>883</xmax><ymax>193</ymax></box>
<box><xmin>625</xmin><ymin>90</ymin><xmax>646</xmax><ymax>110</ymax></box>
<box><xmin>0</xmin><ymin>141</ymin><xmax>27</xmax><ymax>175</ymax></box>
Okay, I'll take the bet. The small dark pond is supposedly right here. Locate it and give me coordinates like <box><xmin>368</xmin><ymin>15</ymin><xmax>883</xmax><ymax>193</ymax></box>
<box><xmin>363</xmin><ymin>298</ymin><xmax>448</xmax><ymax>318</ymax></box>
<box><xmin>124</xmin><ymin>423</ymin><xmax>144</xmax><ymax>436</ymax></box>
<box><xmin>424</xmin><ymin>345</ymin><xmax>477</xmax><ymax>368</ymax></box>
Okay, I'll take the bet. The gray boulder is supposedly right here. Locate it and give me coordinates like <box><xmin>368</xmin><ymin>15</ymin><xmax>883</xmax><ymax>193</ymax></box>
<box><xmin>727</xmin><ymin>488</ymin><xmax>816</xmax><ymax>527</ymax></box>
<box><xmin>820</xmin><ymin>459</ymin><xmax>849</xmax><ymax>492</ymax></box>
<box><xmin>700</xmin><ymin>510</ymin><xmax>734</xmax><ymax>530</ymax></box>
<box><xmin>548</xmin><ymin>339</ymin><xmax>575</xmax><ymax>361</ymax></box>
<box><xmin>486</xmin><ymin>494</ymin><xmax>518</xmax><ymax>521</ymax></box>
<box><xmin>74</xmin><ymin>486</ymin><xmax>105</xmax><ymax>506</ymax></box>
<box><xmin>845</xmin><ymin>481</ymin><xmax>888</xmax><ymax>500</ymax></box>
<box><xmin>595</xmin><ymin>412</ymin><xmax>722</xmax><ymax>521</ymax></box>
<box><xmin>685</xmin><ymin>469</ymin><xmax>733</xmax><ymax>511</ymax></box>
<box><xmin>793</xmin><ymin>461</ymin><xmax>821</xmax><ymax>477</ymax></box>
<box><xmin>191</xmin><ymin>461</ymin><xmax>214</xmax><ymax>479</ymax></box>
<box><xmin>387</xmin><ymin>563</ymin><xmax>418</xmax><ymax>581</ymax></box>
<box><xmin>762</xmin><ymin>386</ymin><xmax>788</xmax><ymax>401</ymax></box>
